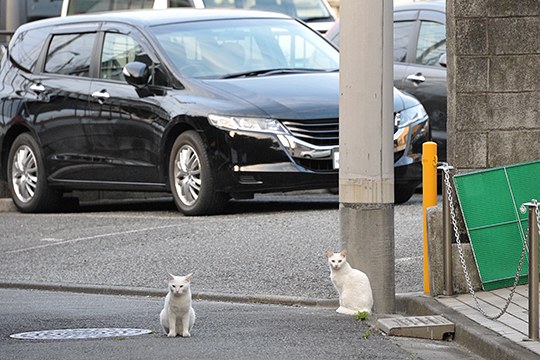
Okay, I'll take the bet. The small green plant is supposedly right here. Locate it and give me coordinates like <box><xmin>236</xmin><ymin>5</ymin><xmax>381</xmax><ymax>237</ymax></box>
<box><xmin>354</xmin><ymin>311</ymin><xmax>369</xmax><ymax>321</ymax></box>
<box><xmin>362</xmin><ymin>329</ymin><xmax>371</xmax><ymax>339</ymax></box>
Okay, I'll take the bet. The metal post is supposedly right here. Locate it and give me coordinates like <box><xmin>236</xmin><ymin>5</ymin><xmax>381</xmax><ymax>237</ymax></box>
<box><xmin>524</xmin><ymin>201</ymin><xmax>539</xmax><ymax>340</ymax></box>
<box><xmin>442</xmin><ymin>168</ymin><xmax>453</xmax><ymax>296</ymax></box>
<box><xmin>422</xmin><ymin>142</ymin><xmax>437</xmax><ymax>294</ymax></box>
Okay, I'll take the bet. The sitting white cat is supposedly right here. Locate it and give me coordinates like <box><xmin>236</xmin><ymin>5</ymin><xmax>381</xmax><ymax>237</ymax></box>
<box><xmin>327</xmin><ymin>249</ymin><xmax>374</xmax><ymax>315</ymax></box>
<box><xmin>160</xmin><ymin>273</ymin><xmax>196</xmax><ymax>337</ymax></box>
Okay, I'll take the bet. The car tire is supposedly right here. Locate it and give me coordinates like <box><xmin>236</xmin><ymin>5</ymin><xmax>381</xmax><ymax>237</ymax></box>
<box><xmin>169</xmin><ymin>130</ymin><xmax>227</xmax><ymax>216</ymax></box>
<box><xmin>7</xmin><ymin>133</ymin><xmax>61</xmax><ymax>213</ymax></box>
<box><xmin>394</xmin><ymin>185</ymin><xmax>416</xmax><ymax>204</ymax></box>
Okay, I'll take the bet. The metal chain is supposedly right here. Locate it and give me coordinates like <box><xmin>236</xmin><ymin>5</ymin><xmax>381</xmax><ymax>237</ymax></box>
<box><xmin>438</xmin><ymin>163</ymin><xmax>537</xmax><ymax>320</ymax></box>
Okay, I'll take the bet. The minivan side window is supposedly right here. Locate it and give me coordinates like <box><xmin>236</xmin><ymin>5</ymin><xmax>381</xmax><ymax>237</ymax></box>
<box><xmin>45</xmin><ymin>33</ymin><xmax>96</xmax><ymax>76</ymax></box>
<box><xmin>100</xmin><ymin>33</ymin><xmax>144</xmax><ymax>81</ymax></box>
<box><xmin>415</xmin><ymin>21</ymin><xmax>445</xmax><ymax>66</ymax></box>
<box><xmin>9</xmin><ymin>28</ymin><xmax>50</xmax><ymax>73</ymax></box>
<box><xmin>393</xmin><ymin>21</ymin><xmax>414</xmax><ymax>63</ymax></box>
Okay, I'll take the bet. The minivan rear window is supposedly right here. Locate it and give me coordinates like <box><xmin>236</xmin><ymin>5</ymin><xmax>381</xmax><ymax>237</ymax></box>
<box><xmin>9</xmin><ymin>28</ymin><xmax>50</xmax><ymax>73</ymax></box>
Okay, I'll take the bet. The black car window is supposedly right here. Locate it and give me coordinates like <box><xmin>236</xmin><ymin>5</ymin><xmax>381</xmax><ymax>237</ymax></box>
<box><xmin>44</xmin><ymin>33</ymin><xmax>96</xmax><ymax>77</ymax></box>
<box><xmin>170</xmin><ymin>0</ymin><xmax>193</xmax><ymax>6</ymax></box>
<box><xmin>393</xmin><ymin>21</ymin><xmax>415</xmax><ymax>63</ymax></box>
<box><xmin>100</xmin><ymin>33</ymin><xmax>144</xmax><ymax>81</ymax></box>
<box><xmin>415</xmin><ymin>21</ymin><xmax>445</xmax><ymax>66</ymax></box>
<box><xmin>9</xmin><ymin>28</ymin><xmax>50</xmax><ymax>73</ymax></box>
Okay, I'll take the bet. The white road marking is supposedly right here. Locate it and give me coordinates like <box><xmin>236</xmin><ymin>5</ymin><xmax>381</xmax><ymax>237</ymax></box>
<box><xmin>396</xmin><ymin>256</ymin><xmax>423</xmax><ymax>264</ymax></box>
<box><xmin>6</xmin><ymin>224</ymin><xmax>180</xmax><ymax>254</ymax></box>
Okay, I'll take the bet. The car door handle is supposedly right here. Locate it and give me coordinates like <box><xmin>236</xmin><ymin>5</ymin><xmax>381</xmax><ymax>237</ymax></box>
<box><xmin>29</xmin><ymin>83</ymin><xmax>45</xmax><ymax>93</ymax></box>
<box><xmin>92</xmin><ymin>90</ymin><xmax>110</xmax><ymax>104</ymax></box>
<box><xmin>406</xmin><ymin>73</ymin><xmax>426</xmax><ymax>84</ymax></box>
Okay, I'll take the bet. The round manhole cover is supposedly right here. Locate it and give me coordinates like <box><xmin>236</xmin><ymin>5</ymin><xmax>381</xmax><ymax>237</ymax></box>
<box><xmin>10</xmin><ymin>328</ymin><xmax>153</xmax><ymax>340</ymax></box>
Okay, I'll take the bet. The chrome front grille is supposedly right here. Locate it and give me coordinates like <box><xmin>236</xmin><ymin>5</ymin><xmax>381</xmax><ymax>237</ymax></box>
<box><xmin>281</xmin><ymin>118</ymin><xmax>339</xmax><ymax>147</ymax></box>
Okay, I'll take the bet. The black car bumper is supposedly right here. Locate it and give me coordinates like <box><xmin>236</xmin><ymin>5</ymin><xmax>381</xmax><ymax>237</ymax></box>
<box><xmin>210</xmin><ymin>113</ymin><xmax>429</xmax><ymax>197</ymax></box>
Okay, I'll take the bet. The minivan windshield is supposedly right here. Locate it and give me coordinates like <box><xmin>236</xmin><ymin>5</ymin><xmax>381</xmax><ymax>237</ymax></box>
<box><xmin>152</xmin><ymin>18</ymin><xmax>339</xmax><ymax>79</ymax></box>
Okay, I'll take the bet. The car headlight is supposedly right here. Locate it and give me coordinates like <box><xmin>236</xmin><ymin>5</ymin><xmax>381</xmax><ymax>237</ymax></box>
<box><xmin>394</xmin><ymin>104</ymin><xmax>427</xmax><ymax>129</ymax></box>
<box><xmin>208</xmin><ymin>114</ymin><xmax>289</xmax><ymax>135</ymax></box>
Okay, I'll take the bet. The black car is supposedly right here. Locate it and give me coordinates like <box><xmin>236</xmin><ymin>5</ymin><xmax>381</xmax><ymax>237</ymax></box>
<box><xmin>0</xmin><ymin>9</ymin><xmax>428</xmax><ymax>215</ymax></box>
<box><xmin>326</xmin><ymin>0</ymin><xmax>447</xmax><ymax>162</ymax></box>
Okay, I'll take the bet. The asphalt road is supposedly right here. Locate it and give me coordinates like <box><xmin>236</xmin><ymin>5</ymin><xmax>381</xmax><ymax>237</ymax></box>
<box><xmin>0</xmin><ymin>192</ymin><xmax>425</xmax><ymax>298</ymax></box>
<box><xmin>0</xmin><ymin>288</ymin><xmax>482</xmax><ymax>360</ymax></box>
<box><xmin>0</xmin><ymin>193</ymin><xmax>486</xmax><ymax>360</ymax></box>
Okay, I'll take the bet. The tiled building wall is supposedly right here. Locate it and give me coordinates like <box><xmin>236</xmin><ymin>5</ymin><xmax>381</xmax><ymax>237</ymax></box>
<box><xmin>446</xmin><ymin>0</ymin><xmax>540</xmax><ymax>171</ymax></box>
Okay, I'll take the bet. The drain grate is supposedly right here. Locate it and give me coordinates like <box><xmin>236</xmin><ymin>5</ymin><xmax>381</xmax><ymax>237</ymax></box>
<box><xmin>10</xmin><ymin>328</ymin><xmax>153</xmax><ymax>340</ymax></box>
<box><xmin>377</xmin><ymin>315</ymin><xmax>454</xmax><ymax>340</ymax></box>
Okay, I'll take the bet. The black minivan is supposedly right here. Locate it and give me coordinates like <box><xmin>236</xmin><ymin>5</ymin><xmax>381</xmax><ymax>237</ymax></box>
<box><xmin>326</xmin><ymin>0</ymin><xmax>447</xmax><ymax>162</ymax></box>
<box><xmin>0</xmin><ymin>9</ymin><xmax>429</xmax><ymax>215</ymax></box>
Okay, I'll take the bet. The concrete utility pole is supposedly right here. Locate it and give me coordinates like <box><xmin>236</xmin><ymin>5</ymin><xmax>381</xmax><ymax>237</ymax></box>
<box><xmin>5</xmin><ymin>0</ymin><xmax>22</xmax><ymax>32</ymax></box>
<box><xmin>339</xmin><ymin>0</ymin><xmax>395</xmax><ymax>314</ymax></box>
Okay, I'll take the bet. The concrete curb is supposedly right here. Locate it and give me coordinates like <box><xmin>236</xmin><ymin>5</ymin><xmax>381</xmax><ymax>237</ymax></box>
<box><xmin>396</xmin><ymin>293</ymin><xmax>540</xmax><ymax>360</ymax></box>
<box><xmin>1</xmin><ymin>281</ymin><xmax>537</xmax><ymax>360</ymax></box>
<box><xmin>0</xmin><ymin>198</ymin><xmax>16</xmax><ymax>212</ymax></box>
<box><xmin>0</xmin><ymin>281</ymin><xmax>339</xmax><ymax>308</ymax></box>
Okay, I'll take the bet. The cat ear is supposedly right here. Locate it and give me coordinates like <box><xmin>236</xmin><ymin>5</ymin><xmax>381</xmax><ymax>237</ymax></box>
<box><xmin>326</xmin><ymin>248</ymin><xmax>334</xmax><ymax>257</ymax></box>
<box><xmin>185</xmin><ymin>273</ymin><xmax>193</xmax><ymax>282</ymax></box>
<box><xmin>340</xmin><ymin>250</ymin><xmax>348</xmax><ymax>257</ymax></box>
<box><xmin>167</xmin><ymin>273</ymin><xmax>175</xmax><ymax>281</ymax></box>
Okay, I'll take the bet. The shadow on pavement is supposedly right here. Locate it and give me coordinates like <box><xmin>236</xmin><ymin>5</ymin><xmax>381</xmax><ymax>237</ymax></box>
<box><xmin>61</xmin><ymin>193</ymin><xmax>340</xmax><ymax>215</ymax></box>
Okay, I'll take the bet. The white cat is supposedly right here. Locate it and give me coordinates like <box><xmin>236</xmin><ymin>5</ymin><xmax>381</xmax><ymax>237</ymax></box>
<box><xmin>327</xmin><ymin>249</ymin><xmax>374</xmax><ymax>315</ymax></box>
<box><xmin>160</xmin><ymin>273</ymin><xmax>196</xmax><ymax>337</ymax></box>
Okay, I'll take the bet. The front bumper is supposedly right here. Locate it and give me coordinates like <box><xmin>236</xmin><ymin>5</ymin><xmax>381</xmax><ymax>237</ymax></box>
<box><xmin>393</xmin><ymin>115</ymin><xmax>430</xmax><ymax>187</ymax></box>
<box><xmin>210</xmin><ymin>114</ymin><xmax>429</xmax><ymax>195</ymax></box>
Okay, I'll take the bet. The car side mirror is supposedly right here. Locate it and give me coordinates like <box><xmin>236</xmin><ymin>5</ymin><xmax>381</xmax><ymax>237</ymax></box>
<box><xmin>123</xmin><ymin>61</ymin><xmax>151</xmax><ymax>88</ymax></box>
<box><xmin>438</xmin><ymin>53</ymin><xmax>447</xmax><ymax>68</ymax></box>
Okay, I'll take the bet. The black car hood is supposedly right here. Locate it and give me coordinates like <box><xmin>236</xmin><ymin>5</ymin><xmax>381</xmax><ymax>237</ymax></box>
<box><xmin>191</xmin><ymin>73</ymin><xmax>416</xmax><ymax>119</ymax></box>
<box><xmin>198</xmin><ymin>72</ymin><xmax>339</xmax><ymax>120</ymax></box>
<box><xmin>393</xmin><ymin>88</ymin><xmax>420</xmax><ymax>112</ymax></box>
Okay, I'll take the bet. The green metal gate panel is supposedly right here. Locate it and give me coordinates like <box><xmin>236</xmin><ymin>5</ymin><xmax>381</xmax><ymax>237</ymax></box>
<box><xmin>453</xmin><ymin>160</ymin><xmax>540</xmax><ymax>291</ymax></box>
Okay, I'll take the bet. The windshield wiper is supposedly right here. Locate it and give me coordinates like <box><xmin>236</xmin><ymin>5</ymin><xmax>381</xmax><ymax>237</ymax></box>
<box><xmin>301</xmin><ymin>16</ymin><xmax>333</xmax><ymax>22</ymax></box>
<box><xmin>221</xmin><ymin>68</ymin><xmax>337</xmax><ymax>79</ymax></box>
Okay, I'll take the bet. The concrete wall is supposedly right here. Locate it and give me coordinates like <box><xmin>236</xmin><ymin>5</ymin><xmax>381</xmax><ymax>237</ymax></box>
<box><xmin>446</xmin><ymin>0</ymin><xmax>540</xmax><ymax>171</ymax></box>
<box><xmin>429</xmin><ymin>0</ymin><xmax>540</xmax><ymax>295</ymax></box>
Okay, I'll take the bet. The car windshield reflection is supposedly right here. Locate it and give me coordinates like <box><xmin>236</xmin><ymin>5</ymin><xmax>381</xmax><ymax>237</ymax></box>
<box><xmin>152</xmin><ymin>18</ymin><xmax>339</xmax><ymax>79</ymax></box>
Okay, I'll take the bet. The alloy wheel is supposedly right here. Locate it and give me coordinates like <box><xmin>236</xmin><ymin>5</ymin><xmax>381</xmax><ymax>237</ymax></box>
<box><xmin>11</xmin><ymin>145</ymin><xmax>38</xmax><ymax>203</ymax></box>
<box><xmin>173</xmin><ymin>144</ymin><xmax>202</xmax><ymax>207</ymax></box>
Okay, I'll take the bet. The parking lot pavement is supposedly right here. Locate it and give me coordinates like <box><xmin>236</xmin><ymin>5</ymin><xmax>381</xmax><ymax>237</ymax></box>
<box><xmin>0</xmin><ymin>288</ymin><xmax>483</xmax><ymax>360</ymax></box>
<box><xmin>0</xmin><ymin>193</ymin><xmax>507</xmax><ymax>359</ymax></box>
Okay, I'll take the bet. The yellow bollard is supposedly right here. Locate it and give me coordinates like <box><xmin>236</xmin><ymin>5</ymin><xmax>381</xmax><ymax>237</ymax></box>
<box><xmin>422</xmin><ymin>141</ymin><xmax>438</xmax><ymax>294</ymax></box>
